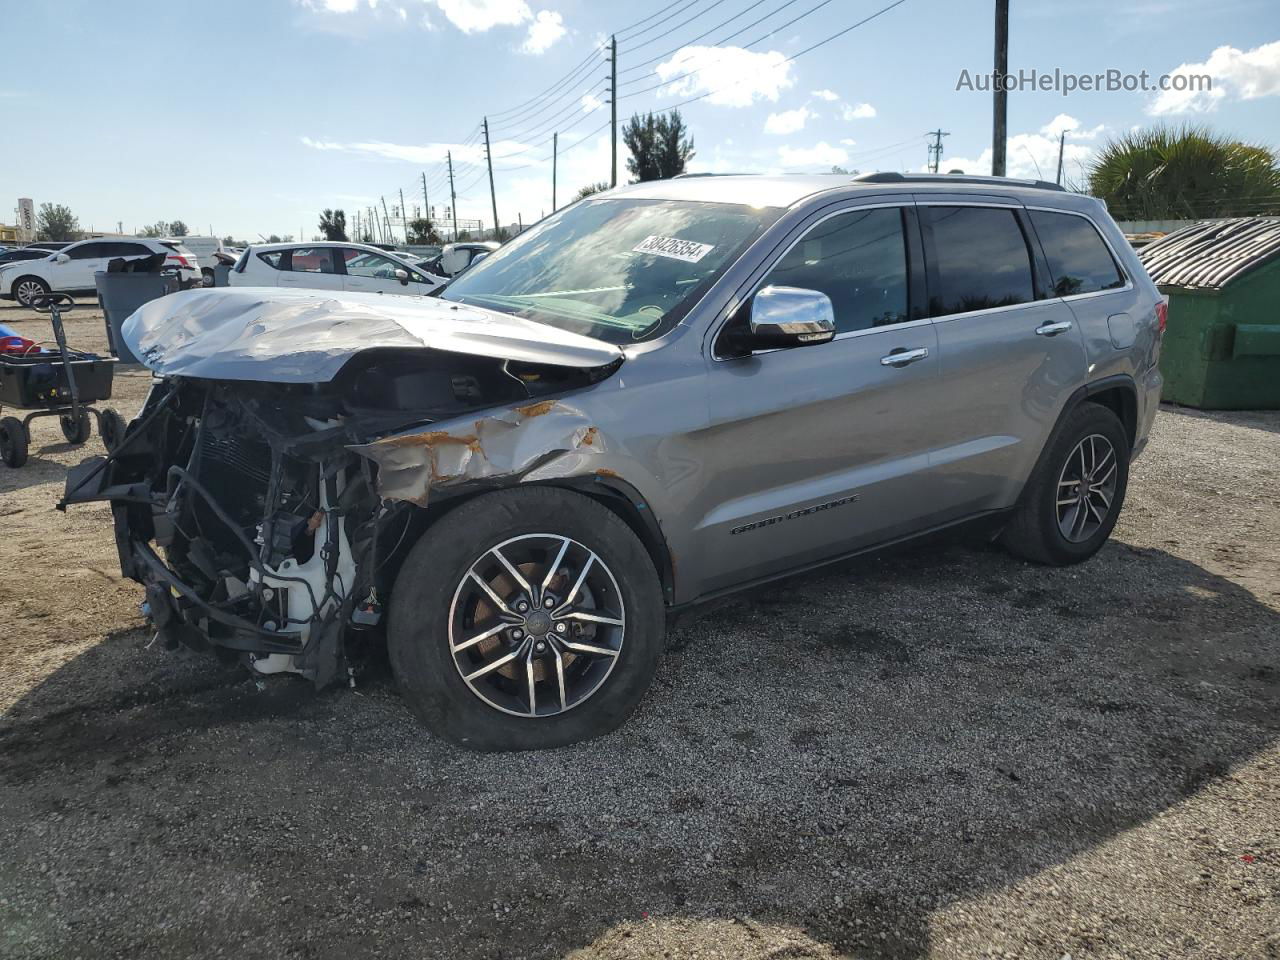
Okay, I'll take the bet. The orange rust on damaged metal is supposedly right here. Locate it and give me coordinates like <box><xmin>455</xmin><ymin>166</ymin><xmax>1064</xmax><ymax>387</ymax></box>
<box><xmin>594</xmin><ymin>467</ymin><xmax>620</xmax><ymax>478</ymax></box>
<box><xmin>377</xmin><ymin>429</ymin><xmax>481</xmax><ymax>451</ymax></box>
<box><xmin>514</xmin><ymin>399</ymin><xmax>558</xmax><ymax>418</ymax></box>
<box><xmin>580</xmin><ymin>426</ymin><xmax>599</xmax><ymax>446</ymax></box>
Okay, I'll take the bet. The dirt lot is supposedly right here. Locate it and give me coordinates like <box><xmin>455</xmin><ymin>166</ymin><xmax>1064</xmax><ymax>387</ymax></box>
<box><xmin>1</xmin><ymin>300</ymin><xmax>1277</xmax><ymax>960</ymax></box>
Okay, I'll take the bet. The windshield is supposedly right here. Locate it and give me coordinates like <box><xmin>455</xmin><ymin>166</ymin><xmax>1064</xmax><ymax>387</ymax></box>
<box><xmin>440</xmin><ymin>197</ymin><xmax>782</xmax><ymax>344</ymax></box>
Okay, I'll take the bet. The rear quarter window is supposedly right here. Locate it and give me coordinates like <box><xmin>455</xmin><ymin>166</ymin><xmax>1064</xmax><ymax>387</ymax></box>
<box><xmin>257</xmin><ymin>251</ymin><xmax>285</xmax><ymax>269</ymax></box>
<box><xmin>1030</xmin><ymin>210</ymin><xmax>1125</xmax><ymax>296</ymax></box>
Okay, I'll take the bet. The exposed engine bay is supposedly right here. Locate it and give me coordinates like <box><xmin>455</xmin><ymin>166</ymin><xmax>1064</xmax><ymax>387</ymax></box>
<box><xmin>63</xmin><ymin>345</ymin><xmax>618</xmax><ymax>687</ymax></box>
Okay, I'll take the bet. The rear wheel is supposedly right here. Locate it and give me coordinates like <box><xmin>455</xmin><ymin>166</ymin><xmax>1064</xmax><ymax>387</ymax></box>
<box><xmin>0</xmin><ymin>416</ymin><xmax>28</xmax><ymax>468</ymax></box>
<box><xmin>60</xmin><ymin>409</ymin><xmax>91</xmax><ymax>444</ymax></box>
<box><xmin>13</xmin><ymin>277</ymin><xmax>49</xmax><ymax>309</ymax></box>
<box><xmin>1001</xmin><ymin>402</ymin><xmax>1129</xmax><ymax>565</ymax></box>
<box><xmin>201</xmin><ymin>269</ymin><xmax>215</xmax><ymax>287</ymax></box>
<box><xmin>98</xmin><ymin>408</ymin><xmax>126</xmax><ymax>451</ymax></box>
<box><xmin>388</xmin><ymin>487</ymin><xmax>664</xmax><ymax>751</ymax></box>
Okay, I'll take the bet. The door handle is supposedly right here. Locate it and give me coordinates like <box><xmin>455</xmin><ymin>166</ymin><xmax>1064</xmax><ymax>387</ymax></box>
<box><xmin>1036</xmin><ymin>320</ymin><xmax>1073</xmax><ymax>337</ymax></box>
<box><xmin>880</xmin><ymin>347</ymin><xmax>929</xmax><ymax>367</ymax></box>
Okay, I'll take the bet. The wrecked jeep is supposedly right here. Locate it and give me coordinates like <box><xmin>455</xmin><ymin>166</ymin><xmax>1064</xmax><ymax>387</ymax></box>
<box><xmin>65</xmin><ymin>174</ymin><xmax>1163</xmax><ymax>750</ymax></box>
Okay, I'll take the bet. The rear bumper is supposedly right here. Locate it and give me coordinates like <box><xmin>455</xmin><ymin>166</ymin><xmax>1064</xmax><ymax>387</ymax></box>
<box><xmin>1133</xmin><ymin>365</ymin><xmax>1164</xmax><ymax>462</ymax></box>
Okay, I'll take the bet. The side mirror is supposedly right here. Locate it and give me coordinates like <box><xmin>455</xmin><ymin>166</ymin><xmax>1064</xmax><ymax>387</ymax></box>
<box><xmin>56</xmin><ymin>253</ymin><xmax>70</xmax><ymax>264</ymax></box>
<box><xmin>394</xmin><ymin>267</ymin><xmax>409</xmax><ymax>285</ymax></box>
<box><xmin>748</xmin><ymin>285</ymin><xmax>836</xmax><ymax>349</ymax></box>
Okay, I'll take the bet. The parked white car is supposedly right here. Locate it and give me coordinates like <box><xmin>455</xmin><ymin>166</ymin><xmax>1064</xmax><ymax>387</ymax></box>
<box><xmin>0</xmin><ymin>237</ymin><xmax>201</xmax><ymax>307</ymax></box>
<box><xmin>166</xmin><ymin>236</ymin><xmax>224</xmax><ymax>287</ymax></box>
<box><xmin>229</xmin><ymin>241</ymin><xmax>447</xmax><ymax>296</ymax></box>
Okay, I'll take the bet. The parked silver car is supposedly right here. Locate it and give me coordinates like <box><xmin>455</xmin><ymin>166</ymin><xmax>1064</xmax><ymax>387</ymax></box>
<box><xmin>66</xmin><ymin>173</ymin><xmax>1164</xmax><ymax>750</ymax></box>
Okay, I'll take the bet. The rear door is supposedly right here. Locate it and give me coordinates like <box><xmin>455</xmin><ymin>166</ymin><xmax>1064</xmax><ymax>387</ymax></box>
<box><xmin>277</xmin><ymin>246</ymin><xmax>343</xmax><ymax>291</ymax></box>
<box><xmin>691</xmin><ymin>199</ymin><xmax>951</xmax><ymax>593</ymax></box>
<box><xmin>917</xmin><ymin>198</ymin><xmax>1087</xmax><ymax>518</ymax></box>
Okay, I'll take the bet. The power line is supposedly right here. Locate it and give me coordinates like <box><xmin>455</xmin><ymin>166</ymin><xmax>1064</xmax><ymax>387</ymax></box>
<box><xmin>618</xmin><ymin>0</ymin><xmax>734</xmax><ymax>50</ymax></box>
<box><xmin>618</xmin><ymin>0</ymin><xmax>785</xmax><ymax>77</ymax></box>
<box><xmin>616</xmin><ymin>0</ymin><xmax>695</xmax><ymax>39</ymax></box>
<box><xmin>486</xmin><ymin>44</ymin><xmax>606</xmax><ymax>121</ymax></box>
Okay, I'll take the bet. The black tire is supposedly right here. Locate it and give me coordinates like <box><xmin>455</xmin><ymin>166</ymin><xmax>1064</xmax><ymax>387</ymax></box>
<box><xmin>98</xmin><ymin>408</ymin><xmax>126</xmax><ymax>452</ymax></box>
<box><xmin>201</xmin><ymin>269</ymin><xmax>215</xmax><ymax>288</ymax></box>
<box><xmin>12</xmin><ymin>276</ymin><xmax>49</xmax><ymax>309</ymax></box>
<box><xmin>1001</xmin><ymin>401</ymin><xmax>1130</xmax><ymax>566</ymax></box>
<box><xmin>0</xmin><ymin>416</ymin><xmax>28</xmax><ymax>468</ymax></box>
<box><xmin>388</xmin><ymin>487</ymin><xmax>664</xmax><ymax>751</ymax></box>
<box><xmin>60</xmin><ymin>409</ymin><xmax>91</xmax><ymax>444</ymax></box>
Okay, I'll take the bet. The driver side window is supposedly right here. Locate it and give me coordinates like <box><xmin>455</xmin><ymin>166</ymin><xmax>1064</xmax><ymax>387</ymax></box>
<box><xmin>761</xmin><ymin>207</ymin><xmax>910</xmax><ymax>334</ymax></box>
<box><xmin>342</xmin><ymin>248</ymin><xmax>404</xmax><ymax>279</ymax></box>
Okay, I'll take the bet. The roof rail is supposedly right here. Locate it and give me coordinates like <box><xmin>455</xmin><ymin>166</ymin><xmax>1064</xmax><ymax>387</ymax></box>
<box><xmin>853</xmin><ymin>171</ymin><xmax>1066</xmax><ymax>192</ymax></box>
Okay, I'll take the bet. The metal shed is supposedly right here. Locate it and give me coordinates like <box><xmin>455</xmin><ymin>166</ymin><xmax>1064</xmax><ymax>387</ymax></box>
<box><xmin>1139</xmin><ymin>218</ymin><xmax>1280</xmax><ymax>409</ymax></box>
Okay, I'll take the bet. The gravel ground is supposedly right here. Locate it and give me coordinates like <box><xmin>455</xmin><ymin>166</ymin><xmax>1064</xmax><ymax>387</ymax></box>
<box><xmin>1</xmin><ymin>300</ymin><xmax>1277</xmax><ymax>959</ymax></box>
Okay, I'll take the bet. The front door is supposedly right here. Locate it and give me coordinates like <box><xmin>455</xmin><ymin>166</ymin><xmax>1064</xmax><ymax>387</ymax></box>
<box><xmin>339</xmin><ymin>248</ymin><xmax>439</xmax><ymax>296</ymax></box>
<box><xmin>61</xmin><ymin>241</ymin><xmax>108</xmax><ymax>291</ymax></box>
<box><xmin>689</xmin><ymin>202</ymin><xmax>948</xmax><ymax>594</ymax></box>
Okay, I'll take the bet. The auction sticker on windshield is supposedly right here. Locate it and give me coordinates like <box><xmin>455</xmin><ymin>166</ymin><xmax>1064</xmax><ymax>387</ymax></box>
<box><xmin>632</xmin><ymin>235</ymin><xmax>715</xmax><ymax>263</ymax></box>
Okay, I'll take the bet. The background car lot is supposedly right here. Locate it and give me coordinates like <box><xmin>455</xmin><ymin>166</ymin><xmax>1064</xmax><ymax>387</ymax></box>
<box><xmin>1</xmin><ymin>302</ymin><xmax>1277</xmax><ymax>959</ymax></box>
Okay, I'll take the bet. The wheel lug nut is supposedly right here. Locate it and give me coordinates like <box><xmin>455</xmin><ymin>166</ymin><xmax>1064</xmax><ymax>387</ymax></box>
<box><xmin>516</xmin><ymin>600</ymin><xmax>528</xmax><ymax>612</ymax></box>
<box><xmin>512</xmin><ymin>628</ymin><xmax>524</xmax><ymax>640</ymax></box>
<box><xmin>544</xmin><ymin>597</ymin><xmax>555</xmax><ymax>608</ymax></box>
<box><xmin>535</xmin><ymin>641</ymin><xmax>546</xmax><ymax>652</ymax></box>
<box><xmin>555</xmin><ymin>622</ymin><xmax>567</xmax><ymax>633</ymax></box>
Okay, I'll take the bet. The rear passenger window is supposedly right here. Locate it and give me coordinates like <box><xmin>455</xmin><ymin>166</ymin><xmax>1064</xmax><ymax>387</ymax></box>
<box><xmin>257</xmin><ymin>251</ymin><xmax>284</xmax><ymax>269</ymax></box>
<box><xmin>1030</xmin><ymin>210</ymin><xmax>1125</xmax><ymax>296</ymax></box>
<box><xmin>288</xmin><ymin>248</ymin><xmax>336</xmax><ymax>274</ymax></box>
<box><xmin>761</xmin><ymin>207</ymin><xmax>909</xmax><ymax>334</ymax></box>
<box><xmin>924</xmin><ymin>206</ymin><xmax>1034</xmax><ymax>316</ymax></box>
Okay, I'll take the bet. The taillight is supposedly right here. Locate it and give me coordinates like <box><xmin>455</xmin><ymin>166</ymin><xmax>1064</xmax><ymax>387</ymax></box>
<box><xmin>167</xmin><ymin>254</ymin><xmax>191</xmax><ymax>268</ymax></box>
<box><xmin>1155</xmin><ymin>301</ymin><xmax>1167</xmax><ymax>333</ymax></box>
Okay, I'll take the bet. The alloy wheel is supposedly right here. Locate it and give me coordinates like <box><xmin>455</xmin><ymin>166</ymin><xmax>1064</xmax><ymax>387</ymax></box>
<box><xmin>447</xmin><ymin>534</ymin><xmax>626</xmax><ymax>718</ymax></box>
<box><xmin>1056</xmin><ymin>433</ymin><xmax>1118</xmax><ymax>543</ymax></box>
<box><xmin>16</xmin><ymin>281</ymin><xmax>44</xmax><ymax>307</ymax></box>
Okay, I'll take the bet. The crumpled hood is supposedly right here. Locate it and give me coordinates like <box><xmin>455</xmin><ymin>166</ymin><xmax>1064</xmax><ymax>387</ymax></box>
<box><xmin>122</xmin><ymin>287</ymin><xmax>624</xmax><ymax>382</ymax></box>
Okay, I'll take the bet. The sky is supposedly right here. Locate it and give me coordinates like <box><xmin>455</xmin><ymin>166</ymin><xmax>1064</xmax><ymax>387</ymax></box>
<box><xmin>1</xmin><ymin>0</ymin><xmax>1278</xmax><ymax>241</ymax></box>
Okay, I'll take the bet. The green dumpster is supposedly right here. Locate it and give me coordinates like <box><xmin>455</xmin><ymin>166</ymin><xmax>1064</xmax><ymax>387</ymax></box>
<box><xmin>1140</xmin><ymin>218</ymin><xmax>1280</xmax><ymax>410</ymax></box>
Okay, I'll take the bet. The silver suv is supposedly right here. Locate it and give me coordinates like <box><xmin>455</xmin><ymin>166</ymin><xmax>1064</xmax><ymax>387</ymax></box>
<box><xmin>67</xmin><ymin>173</ymin><xmax>1164</xmax><ymax>751</ymax></box>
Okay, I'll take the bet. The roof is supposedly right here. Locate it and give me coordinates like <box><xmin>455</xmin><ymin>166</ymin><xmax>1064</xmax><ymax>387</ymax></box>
<box><xmin>1139</xmin><ymin>217</ymin><xmax>1280</xmax><ymax>291</ymax></box>
<box><xmin>248</xmin><ymin>240</ymin><xmax>393</xmax><ymax>253</ymax></box>
<box><xmin>605</xmin><ymin>172</ymin><xmax>1087</xmax><ymax>210</ymax></box>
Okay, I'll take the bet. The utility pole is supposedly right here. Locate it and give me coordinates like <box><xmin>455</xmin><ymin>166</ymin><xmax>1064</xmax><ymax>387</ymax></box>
<box><xmin>992</xmin><ymin>0</ymin><xmax>1009</xmax><ymax>177</ymax></box>
<box><xmin>608</xmin><ymin>36</ymin><xmax>618</xmax><ymax>187</ymax></box>
<box><xmin>552</xmin><ymin>131</ymin><xmax>558</xmax><ymax>212</ymax></box>
<box><xmin>482</xmin><ymin>116</ymin><xmax>500</xmax><ymax>240</ymax></box>
<box><xmin>926</xmin><ymin>129</ymin><xmax>950</xmax><ymax>174</ymax></box>
<box><xmin>447</xmin><ymin>150</ymin><xmax>458</xmax><ymax>242</ymax></box>
<box><xmin>1055</xmin><ymin>130</ymin><xmax>1066</xmax><ymax>185</ymax></box>
<box><xmin>399</xmin><ymin>187</ymin><xmax>408</xmax><ymax>242</ymax></box>
<box><xmin>381</xmin><ymin>196</ymin><xmax>392</xmax><ymax>244</ymax></box>
<box><xmin>421</xmin><ymin>171</ymin><xmax>430</xmax><ymax>234</ymax></box>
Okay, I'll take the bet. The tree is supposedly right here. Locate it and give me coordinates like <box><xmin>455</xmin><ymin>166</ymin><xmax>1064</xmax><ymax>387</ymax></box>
<box><xmin>407</xmin><ymin>217</ymin><xmax>441</xmax><ymax>244</ymax></box>
<box><xmin>222</xmin><ymin>235</ymin><xmax>237</xmax><ymax>246</ymax></box>
<box><xmin>575</xmin><ymin>181</ymin><xmax>611</xmax><ymax>200</ymax></box>
<box><xmin>456</xmin><ymin>230</ymin><xmax>472</xmax><ymax>241</ymax></box>
<box><xmin>267</xmin><ymin>234</ymin><xmax>283</xmax><ymax>243</ymax></box>
<box><xmin>168</xmin><ymin>220</ymin><xmax>189</xmax><ymax>236</ymax></box>
<box><xmin>36</xmin><ymin>203</ymin><xmax>82</xmax><ymax>242</ymax></box>
<box><xmin>623</xmin><ymin>109</ymin><xmax>695</xmax><ymax>182</ymax></box>
<box><xmin>318</xmin><ymin>209</ymin><xmax>348</xmax><ymax>241</ymax></box>
<box><xmin>1089</xmin><ymin>124</ymin><xmax>1280</xmax><ymax>221</ymax></box>
<box><xmin>140</xmin><ymin>222</ymin><xmax>166</xmax><ymax>238</ymax></box>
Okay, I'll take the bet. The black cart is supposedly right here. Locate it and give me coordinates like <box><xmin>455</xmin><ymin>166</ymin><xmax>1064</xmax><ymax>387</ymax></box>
<box><xmin>0</xmin><ymin>294</ymin><xmax>126</xmax><ymax>469</ymax></box>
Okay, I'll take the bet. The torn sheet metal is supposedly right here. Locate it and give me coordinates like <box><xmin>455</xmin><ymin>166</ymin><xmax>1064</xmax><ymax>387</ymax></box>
<box><xmin>350</xmin><ymin>399</ymin><xmax>605</xmax><ymax>505</ymax></box>
<box><xmin>122</xmin><ymin>287</ymin><xmax>623</xmax><ymax>383</ymax></box>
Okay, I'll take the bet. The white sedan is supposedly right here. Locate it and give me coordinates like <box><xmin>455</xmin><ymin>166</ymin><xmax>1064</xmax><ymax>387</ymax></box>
<box><xmin>229</xmin><ymin>241</ymin><xmax>447</xmax><ymax>297</ymax></box>
<box><xmin>0</xmin><ymin>237</ymin><xmax>202</xmax><ymax>307</ymax></box>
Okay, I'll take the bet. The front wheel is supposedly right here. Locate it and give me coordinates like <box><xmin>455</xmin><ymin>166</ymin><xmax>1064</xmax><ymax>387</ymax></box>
<box><xmin>0</xmin><ymin>416</ymin><xmax>28</xmax><ymax>468</ymax></box>
<box><xmin>388</xmin><ymin>487</ymin><xmax>664</xmax><ymax>751</ymax></box>
<box><xmin>13</xmin><ymin>277</ymin><xmax>50</xmax><ymax>309</ymax></box>
<box><xmin>60</xmin><ymin>409</ymin><xmax>91</xmax><ymax>444</ymax></box>
<box><xmin>1001</xmin><ymin>401</ymin><xmax>1130</xmax><ymax>565</ymax></box>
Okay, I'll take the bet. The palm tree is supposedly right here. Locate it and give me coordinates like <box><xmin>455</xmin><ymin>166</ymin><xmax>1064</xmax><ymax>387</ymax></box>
<box><xmin>1088</xmin><ymin>125</ymin><xmax>1280</xmax><ymax>221</ymax></box>
<box><xmin>318</xmin><ymin>209</ymin><xmax>348</xmax><ymax>241</ymax></box>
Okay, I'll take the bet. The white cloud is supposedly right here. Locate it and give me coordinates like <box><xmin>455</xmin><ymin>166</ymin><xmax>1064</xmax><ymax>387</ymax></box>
<box><xmin>521</xmin><ymin>9</ymin><xmax>565</xmax><ymax>53</ymax></box>
<box><xmin>842</xmin><ymin>102</ymin><xmax>876</xmax><ymax>120</ymax></box>
<box><xmin>580</xmin><ymin>93</ymin><xmax>603</xmax><ymax>112</ymax></box>
<box><xmin>655</xmin><ymin>45</ymin><xmax>794</xmax><ymax>108</ymax></box>
<box><xmin>840</xmin><ymin>138</ymin><xmax>856</xmax><ymax>146</ymax></box>
<box><xmin>435</xmin><ymin>0</ymin><xmax>531</xmax><ymax>33</ymax></box>
<box><xmin>302</xmin><ymin>135</ymin><xmax>492</xmax><ymax>166</ymax></box>
<box><xmin>764</xmin><ymin>106</ymin><xmax>813</xmax><ymax>135</ymax></box>
<box><xmin>810</xmin><ymin>88</ymin><xmax>839</xmax><ymax>101</ymax></box>
<box><xmin>1041</xmin><ymin>113</ymin><xmax>1104</xmax><ymax>140</ymax></box>
<box><xmin>934</xmin><ymin>118</ymin><xmax>1098</xmax><ymax>183</ymax></box>
<box><xmin>778</xmin><ymin>141</ymin><xmax>848</xmax><ymax>169</ymax></box>
<box><xmin>1148</xmin><ymin>40</ymin><xmax>1280</xmax><ymax>114</ymax></box>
